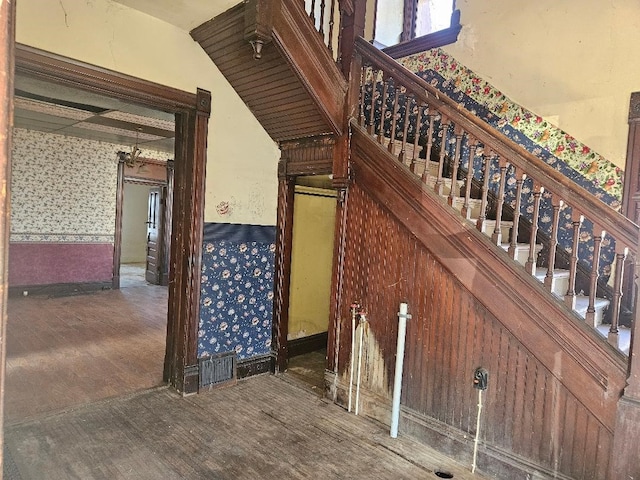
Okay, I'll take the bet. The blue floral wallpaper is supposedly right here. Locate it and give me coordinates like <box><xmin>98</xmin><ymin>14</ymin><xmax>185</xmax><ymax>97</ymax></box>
<box><xmin>198</xmin><ymin>223</ymin><xmax>276</xmax><ymax>361</ymax></box>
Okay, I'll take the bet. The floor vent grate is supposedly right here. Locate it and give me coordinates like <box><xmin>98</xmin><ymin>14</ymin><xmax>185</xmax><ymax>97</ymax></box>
<box><xmin>199</xmin><ymin>352</ymin><xmax>237</xmax><ymax>391</ymax></box>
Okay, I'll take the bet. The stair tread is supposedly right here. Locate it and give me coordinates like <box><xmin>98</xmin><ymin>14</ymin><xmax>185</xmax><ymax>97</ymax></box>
<box><xmin>573</xmin><ymin>295</ymin><xmax>610</xmax><ymax>311</ymax></box>
<box><xmin>534</xmin><ymin>268</ymin><xmax>570</xmax><ymax>279</ymax></box>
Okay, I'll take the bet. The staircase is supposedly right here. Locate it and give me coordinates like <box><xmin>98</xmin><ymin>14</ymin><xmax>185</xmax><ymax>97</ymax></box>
<box><xmin>193</xmin><ymin>2</ymin><xmax>639</xmax><ymax>479</ymax></box>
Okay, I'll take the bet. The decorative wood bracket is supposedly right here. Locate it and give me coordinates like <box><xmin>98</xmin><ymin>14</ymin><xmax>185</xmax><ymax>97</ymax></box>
<box><xmin>244</xmin><ymin>0</ymin><xmax>277</xmax><ymax>59</ymax></box>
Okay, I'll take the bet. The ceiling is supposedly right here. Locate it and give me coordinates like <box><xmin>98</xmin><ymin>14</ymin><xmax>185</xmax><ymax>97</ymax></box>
<box><xmin>111</xmin><ymin>0</ymin><xmax>239</xmax><ymax>32</ymax></box>
<box><xmin>13</xmin><ymin>1</ymin><xmax>242</xmax><ymax>156</ymax></box>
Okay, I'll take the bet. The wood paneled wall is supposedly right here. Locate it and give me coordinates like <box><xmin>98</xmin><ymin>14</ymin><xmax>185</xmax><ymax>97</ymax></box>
<box><xmin>334</xmin><ymin>170</ymin><xmax>619</xmax><ymax>479</ymax></box>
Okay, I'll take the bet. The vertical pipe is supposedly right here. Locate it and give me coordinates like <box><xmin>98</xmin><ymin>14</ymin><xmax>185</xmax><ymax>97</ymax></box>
<box><xmin>348</xmin><ymin>304</ymin><xmax>356</xmax><ymax>412</ymax></box>
<box><xmin>472</xmin><ymin>389</ymin><xmax>483</xmax><ymax>473</ymax></box>
<box><xmin>354</xmin><ymin>315</ymin><xmax>365</xmax><ymax>415</ymax></box>
<box><xmin>390</xmin><ymin>302</ymin><xmax>411</xmax><ymax>438</ymax></box>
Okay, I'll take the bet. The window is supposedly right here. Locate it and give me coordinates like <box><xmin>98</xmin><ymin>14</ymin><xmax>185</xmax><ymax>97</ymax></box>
<box><xmin>373</xmin><ymin>0</ymin><xmax>459</xmax><ymax>50</ymax></box>
<box><xmin>414</xmin><ymin>0</ymin><xmax>455</xmax><ymax>38</ymax></box>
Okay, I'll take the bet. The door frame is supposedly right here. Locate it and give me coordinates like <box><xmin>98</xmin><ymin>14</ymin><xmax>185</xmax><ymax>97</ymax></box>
<box><xmin>114</xmin><ymin>175</ymin><xmax>169</xmax><ymax>288</ymax></box>
<box><xmin>14</xmin><ymin>43</ymin><xmax>211</xmax><ymax>395</ymax></box>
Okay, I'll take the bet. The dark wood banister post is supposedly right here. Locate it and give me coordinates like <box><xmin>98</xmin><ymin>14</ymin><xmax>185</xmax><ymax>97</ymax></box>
<box><xmin>619</xmin><ymin>93</ymin><xmax>640</xmax><ymax>325</ymax></box>
<box><xmin>608</xmin><ymin>212</ymin><xmax>640</xmax><ymax>478</ymax></box>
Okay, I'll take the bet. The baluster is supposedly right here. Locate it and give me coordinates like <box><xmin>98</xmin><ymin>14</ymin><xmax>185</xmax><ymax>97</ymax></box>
<box><xmin>544</xmin><ymin>196</ymin><xmax>563</xmax><ymax>292</ymax></box>
<box><xmin>508</xmin><ymin>172</ymin><xmax>525</xmax><ymax>259</ymax></box>
<box><xmin>476</xmin><ymin>150</ymin><xmax>491</xmax><ymax>234</ymax></box>
<box><xmin>398</xmin><ymin>93</ymin><xmax>411</xmax><ymax>165</ymax></box>
<box><xmin>377</xmin><ymin>75</ymin><xmax>389</xmax><ymax>144</ymax></box>
<box><xmin>368</xmin><ymin>69</ymin><xmax>379</xmax><ymax>135</ymax></box>
<box><xmin>447</xmin><ymin>126</ymin><xmax>464</xmax><ymax>207</ymax></box>
<box><xmin>491</xmin><ymin>157</ymin><xmax>508</xmax><ymax>245</ymax></box>
<box><xmin>388</xmin><ymin>85</ymin><xmax>400</xmax><ymax>155</ymax></box>
<box><xmin>525</xmin><ymin>183</ymin><xmax>544</xmax><ymax>275</ymax></box>
<box><xmin>421</xmin><ymin>113</ymin><xmax>435</xmax><ymax>184</ymax></box>
<box><xmin>358</xmin><ymin>65</ymin><xmax>367</xmax><ymax>127</ymax></box>
<box><xmin>410</xmin><ymin>103</ymin><xmax>424</xmax><ymax>175</ymax></box>
<box><xmin>319</xmin><ymin>0</ymin><xmax>326</xmax><ymax>37</ymax></box>
<box><xmin>608</xmin><ymin>245</ymin><xmax>628</xmax><ymax>349</ymax></box>
<box><xmin>310</xmin><ymin>0</ymin><xmax>316</xmax><ymax>24</ymax></box>
<box><xmin>461</xmin><ymin>136</ymin><xmax>477</xmax><ymax>220</ymax></box>
<box><xmin>435</xmin><ymin>115</ymin><xmax>450</xmax><ymax>196</ymax></box>
<box><xmin>564</xmin><ymin>210</ymin><xmax>583</xmax><ymax>310</ymax></box>
<box><xmin>327</xmin><ymin>0</ymin><xmax>336</xmax><ymax>54</ymax></box>
<box><xmin>585</xmin><ymin>226</ymin><xmax>606</xmax><ymax>328</ymax></box>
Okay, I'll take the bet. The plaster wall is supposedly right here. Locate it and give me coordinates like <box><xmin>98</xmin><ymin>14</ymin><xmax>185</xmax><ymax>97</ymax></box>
<box><xmin>444</xmin><ymin>0</ymin><xmax>640</xmax><ymax>168</ymax></box>
<box><xmin>287</xmin><ymin>189</ymin><xmax>336</xmax><ymax>340</ymax></box>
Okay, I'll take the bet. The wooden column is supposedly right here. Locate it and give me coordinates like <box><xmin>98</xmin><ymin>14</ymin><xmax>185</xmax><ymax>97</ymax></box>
<box><xmin>608</xmin><ymin>228</ymin><xmax>640</xmax><ymax>478</ymax></box>
<box><xmin>0</xmin><ymin>0</ymin><xmax>14</xmax><ymax>474</ymax></box>
<box><xmin>112</xmin><ymin>157</ymin><xmax>126</xmax><ymax>289</ymax></box>
<box><xmin>273</xmin><ymin>166</ymin><xmax>295</xmax><ymax>373</ymax></box>
<box><xmin>621</xmin><ymin>92</ymin><xmax>640</xmax><ymax>221</ymax></box>
<box><xmin>164</xmin><ymin>89</ymin><xmax>211</xmax><ymax>395</ymax></box>
<box><xmin>161</xmin><ymin>160</ymin><xmax>175</xmax><ymax>286</ymax></box>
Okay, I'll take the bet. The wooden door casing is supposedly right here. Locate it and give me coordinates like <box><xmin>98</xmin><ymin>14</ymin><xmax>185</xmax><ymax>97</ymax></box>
<box><xmin>145</xmin><ymin>187</ymin><xmax>164</xmax><ymax>284</ymax></box>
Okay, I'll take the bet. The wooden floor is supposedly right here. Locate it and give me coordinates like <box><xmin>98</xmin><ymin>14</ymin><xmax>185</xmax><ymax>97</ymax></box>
<box><xmin>5</xmin><ymin>276</ymin><xmax>167</xmax><ymax>425</ymax></box>
<box><xmin>5</xmin><ymin>374</ymin><xmax>487</xmax><ymax>480</ymax></box>
<box><xmin>4</xmin><ymin>277</ymin><xmax>487</xmax><ymax>479</ymax></box>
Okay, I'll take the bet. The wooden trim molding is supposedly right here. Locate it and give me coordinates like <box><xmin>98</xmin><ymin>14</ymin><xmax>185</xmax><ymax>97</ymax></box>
<box><xmin>165</xmin><ymin>89</ymin><xmax>211</xmax><ymax>395</ymax></box>
<box><xmin>287</xmin><ymin>332</ymin><xmax>328</xmax><ymax>358</ymax></box>
<box><xmin>13</xmin><ymin>43</ymin><xmax>209</xmax><ymax>397</ymax></box>
<box><xmin>383</xmin><ymin>23</ymin><xmax>462</xmax><ymax>59</ymax></box>
<box><xmin>273</xmin><ymin>175</ymin><xmax>296</xmax><ymax>372</ymax></box>
<box><xmin>0</xmin><ymin>4</ymin><xmax>16</xmax><ymax>470</ymax></box>
<box><xmin>15</xmin><ymin>43</ymin><xmax>197</xmax><ymax>111</ymax></box>
<box><xmin>113</xmin><ymin>157</ymin><xmax>126</xmax><ymax>289</ymax></box>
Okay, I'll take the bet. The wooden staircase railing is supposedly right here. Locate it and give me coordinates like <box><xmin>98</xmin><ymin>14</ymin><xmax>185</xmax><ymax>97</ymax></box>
<box><xmin>353</xmin><ymin>36</ymin><xmax>637</xmax><ymax>352</ymax></box>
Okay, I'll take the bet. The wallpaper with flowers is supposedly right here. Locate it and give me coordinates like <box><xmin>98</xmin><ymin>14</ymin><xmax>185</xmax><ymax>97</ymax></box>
<box><xmin>11</xmin><ymin>128</ymin><xmax>167</xmax><ymax>243</ymax></box>
<box><xmin>199</xmin><ymin>223</ymin><xmax>276</xmax><ymax>361</ymax></box>
<box><xmin>398</xmin><ymin>49</ymin><xmax>624</xmax><ymax>206</ymax></box>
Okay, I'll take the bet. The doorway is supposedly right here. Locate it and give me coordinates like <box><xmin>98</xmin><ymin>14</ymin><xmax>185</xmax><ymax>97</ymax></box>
<box><xmin>283</xmin><ymin>175</ymin><xmax>337</xmax><ymax>392</ymax></box>
<box><xmin>6</xmin><ymin>43</ymin><xmax>210</xmax><ymax>412</ymax></box>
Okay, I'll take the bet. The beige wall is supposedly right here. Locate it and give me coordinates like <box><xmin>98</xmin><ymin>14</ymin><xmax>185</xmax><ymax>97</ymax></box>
<box><xmin>444</xmin><ymin>0</ymin><xmax>640</xmax><ymax>168</ymax></box>
<box><xmin>287</xmin><ymin>188</ymin><xmax>336</xmax><ymax>340</ymax></box>
<box><xmin>16</xmin><ymin>0</ymin><xmax>279</xmax><ymax>226</ymax></box>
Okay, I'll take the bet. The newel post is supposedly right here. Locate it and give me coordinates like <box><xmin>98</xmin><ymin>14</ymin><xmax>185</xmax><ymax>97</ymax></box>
<box><xmin>608</xmin><ymin>215</ymin><xmax>640</xmax><ymax>479</ymax></box>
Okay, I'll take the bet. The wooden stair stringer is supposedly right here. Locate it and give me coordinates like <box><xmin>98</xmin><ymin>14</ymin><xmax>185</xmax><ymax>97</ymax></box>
<box><xmin>190</xmin><ymin>1</ymin><xmax>345</xmax><ymax>142</ymax></box>
<box><xmin>350</xmin><ymin>123</ymin><xmax>627</xmax><ymax>434</ymax></box>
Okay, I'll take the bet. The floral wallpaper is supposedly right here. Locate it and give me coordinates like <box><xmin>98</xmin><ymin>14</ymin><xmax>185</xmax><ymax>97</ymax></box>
<box><xmin>199</xmin><ymin>223</ymin><xmax>276</xmax><ymax>361</ymax></box>
<box><xmin>11</xmin><ymin>128</ymin><xmax>166</xmax><ymax>243</ymax></box>
<box><xmin>398</xmin><ymin>48</ymin><xmax>624</xmax><ymax>206</ymax></box>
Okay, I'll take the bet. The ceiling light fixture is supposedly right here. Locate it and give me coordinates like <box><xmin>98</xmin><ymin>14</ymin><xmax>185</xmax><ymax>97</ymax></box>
<box><xmin>117</xmin><ymin>127</ymin><xmax>143</xmax><ymax>167</ymax></box>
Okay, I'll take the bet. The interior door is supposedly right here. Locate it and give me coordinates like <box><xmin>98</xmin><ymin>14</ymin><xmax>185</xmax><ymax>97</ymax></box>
<box><xmin>145</xmin><ymin>187</ymin><xmax>164</xmax><ymax>284</ymax></box>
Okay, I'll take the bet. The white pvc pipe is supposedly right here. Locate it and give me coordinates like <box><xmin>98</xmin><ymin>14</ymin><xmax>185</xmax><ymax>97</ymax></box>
<box><xmin>354</xmin><ymin>315</ymin><xmax>365</xmax><ymax>415</ymax></box>
<box><xmin>390</xmin><ymin>302</ymin><xmax>410</xmax><ymax>438</ymax></box>
<box><xmin>348</xmin><ymin>306</ymin><xmax>356</xmax><ymax>412</ymax></box>
<box><xmin>472</xmin><ymin>389</ymin><xmax>483</xmax><ymax>473</ymax></box>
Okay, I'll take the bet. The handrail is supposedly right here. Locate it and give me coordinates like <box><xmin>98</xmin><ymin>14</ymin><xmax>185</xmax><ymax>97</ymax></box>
<box><xmin>353</xmin><ymin>36</ymin><xmax>638</xmax><ymax>351</ymax></box>
<box><xmin>354</xmin><ymin>36</ymin><xmax>639</xmax><ymax>251</ymax></box>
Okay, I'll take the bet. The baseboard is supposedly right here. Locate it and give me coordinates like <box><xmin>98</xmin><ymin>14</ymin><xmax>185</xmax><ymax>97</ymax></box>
<box><xmin>401</xmin><ymin>407</ymin><xmax>574</xmax><ymax>480</ymax></box>
<box><xmin>237</xmin><ymin>354</ymin><xmax>274</xmax><ymax>379</ymax></box>
<box><xmin>287</xmin><ymin>332</ymin><xmax>328</xmax><ymax>358</ymax></box>
<box><xmin>9</xmin><ymin>281</ymin><xmax>112</xmax><ymax>298</ymax></box>
<box><xmin>324</xmin><ymin>370</ymin><xmax>571</xmax><ymax>480</ymax></box>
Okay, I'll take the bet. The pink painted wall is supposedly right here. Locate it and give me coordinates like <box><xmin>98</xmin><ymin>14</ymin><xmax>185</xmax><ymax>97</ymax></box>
<box><xmin>9</xmin><ymin>243</ymin><xmax>114</xmax><ymax>286</ymax></box>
